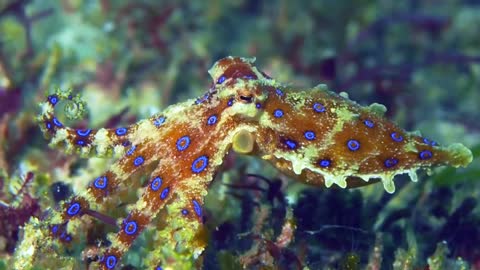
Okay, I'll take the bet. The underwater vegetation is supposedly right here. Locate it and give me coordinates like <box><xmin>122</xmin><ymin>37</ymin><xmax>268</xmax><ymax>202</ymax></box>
<box><xmin>1</xmin><ymin>1</ymin><xmax>480</xmax><ymax>269</ymax></box>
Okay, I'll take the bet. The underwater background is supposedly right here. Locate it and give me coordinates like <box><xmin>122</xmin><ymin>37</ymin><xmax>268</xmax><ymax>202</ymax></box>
<box><xmin>0</xmin><ymin>0</ymin><xmax>479</xmax><ymax>269</ymax></box>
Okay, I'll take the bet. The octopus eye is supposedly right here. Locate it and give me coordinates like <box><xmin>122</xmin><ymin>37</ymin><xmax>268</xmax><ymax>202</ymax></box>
<box><xmin>239</xmin><ymin>95</ymin><xmax>253</xmax><ymax>103</ymax></box>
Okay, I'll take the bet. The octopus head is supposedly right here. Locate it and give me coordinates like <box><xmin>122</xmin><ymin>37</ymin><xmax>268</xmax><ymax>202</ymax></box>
<box><xmin>208</xmin><ymin>56</ymin><xmax>271</xmax><ymax>107</ymax></box>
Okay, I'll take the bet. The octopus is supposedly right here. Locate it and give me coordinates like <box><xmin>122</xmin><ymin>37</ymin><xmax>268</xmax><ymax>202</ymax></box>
<box><xmin>36</xmin><ymin>56</ymin><xmax>472</xmax><ymax>269</ymax></box>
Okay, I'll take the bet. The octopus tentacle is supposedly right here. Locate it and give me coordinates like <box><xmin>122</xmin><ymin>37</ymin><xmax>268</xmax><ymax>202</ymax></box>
<box><xmin>94</xmin><ymin>161</ymin><xmax>208</xmax><ymax>269</ymax></box>
<box><xmin>38</xmin><ymin>89</ymin><xmax>141</xmax><ymax>157</ymax></box>
<box><xmin>47</xmin><ymin>142</ymin><xmax>160</xmax><ymax>244</ymax></box>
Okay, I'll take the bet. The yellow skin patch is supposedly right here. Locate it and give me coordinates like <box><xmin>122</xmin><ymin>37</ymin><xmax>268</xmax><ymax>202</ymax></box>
<box><xmin>33</xmin><ymin>56</ymin><xmax>472</xmax><ymax>269</ymax></box>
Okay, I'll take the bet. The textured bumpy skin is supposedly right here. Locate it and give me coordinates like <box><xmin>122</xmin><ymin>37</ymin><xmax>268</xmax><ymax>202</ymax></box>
<box><xmin>35</xmin><ymin>56</ymin><xmax>473</xmax><ymax>269</ymax></box>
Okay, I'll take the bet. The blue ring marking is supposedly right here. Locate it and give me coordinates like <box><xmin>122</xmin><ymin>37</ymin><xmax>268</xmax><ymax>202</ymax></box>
<box><xmin>76</xmin><ymin>129</ymin><xmax>91</xmax><ymax>137</ymax></box>
<box><xmin>115</xmin><ymin>127</ymin><xmax>127</xmax><ymax>136</ymax></box>
<box><xmin>48</xmin><ymin>95</ymin><xmax>59</xmax><ymax>105</ymax></box>
<box><xmin>176</xmin><ymin>136</ymin><xmax>191</xmax><ymax>151</ymax></box>
<box><xmin>93</xmin><ymin>176</ymin><xmax>108</xmax><ymax>189</ymax></box>
<box><xmin>391</xmin><ymin>132</ymin><xmax>403</xmax><ymax>142</ymax></box>
<box><xmin>181</xmin><ymin>209</ymin><xmax>189</xmax><ymax>216</ymax></box>
<box><xmin>76</xmin><ymin>139</ymin><xmax>86</xmax><ymax>146</ymax></box>
<box><xmin>192</xmin><ymin>199</ymin><xmax>202</xmax><ymax>217</ymax></box>
<box><xmin>160</xmin><ymin>187</ymin><xmax>170</xmax><ymax>200</ymax></box>
<box><xmin>192</xmin><ymin>155</ymin><xmax>209</xmax><ymax>173</ymax></box>
<box><xmin>227</xmin><ymin>98</ymin><xmax>234</xmax><ymax>106</ymax></box>
<box><xmin>64</xmin><ymin>235</ymin><xmax>72</xmax><ymax>242</ymax></box>
<box><xmin>124</xmin><ymin>220</ymin><xmax>138</xmax><ymax>235</ymax></box>
<box><xmin>66</xmin><ymin>202</ymin><xmax>81</xmax><ymax>216</ymax></box>
<box><xmin>153</xmin><ymin>116</ymin><xmax>166</xmax><ymax>127</ymax></box>
<box><xmin>156</xmin><ymin>267</ymin><xmax>163</xmax><ymax>270</ymax></box>
<box><xmin>53</xmin><ymin>117</ymin><xmax>63</xmax><ymax>127</ymax></box>
<box><xmin>313</xmin><ymin>102</ymin><xmax>326</xmax><ymax>113</ymax></box>
<box><xmin>384</xmin><ymin>158</ymin><xmax>399</xmax><ymax>168</ymax></box>
<box><xmin>318</xmin><ymin>159</ymin><xmax>332</xmax><ymax>168</ymax></box>
<box><xmin>347</xmin><ymin>139</ymin><xmax>360</xmax><ymax>151</ymax></box>
<box><xmin>105</xmin><ymin>255</ymin><xmax>117</xmax><ymax>269</ymax></box>
<box><xmin>68</xmin><ymin>95</ymin><xmax>73</xmax><ymax>100</ymax></box>
<box><xmin>423</xmin><ymin>137</ymin><xmax>438</xmax><ymax>146</ymax></box>
<box><xmin>150</xmin><ymin>177</ymin><xmax>162</xmax><ymax>191</ymax></box>
<box><xmin>46</xmin><ymin>122</ymin><xmax>52</xmax><ymax>130</ymax></box>
<box><xmin>256</xmin><ymin>103</ymin><xmax>262</xmax><ymax>109</ymax></box>
<box><xmin>196</xmin><ymin>93</ymin><xmax>210</xmax><ymax>104</ymax></box>
<box><xmin>419</xmin><ymin>150</ymin><xmax>433</xmax><ymax>160</ymax></box>
<box><xmin>207</xmin><ymin>115</ymin><xmax>218</xmax><ymax>126</ymax></box>
<box><xmin>273</xmin><ymin>109</ymin><xmax>284</xmax><ymax>118</ymax></box>
<box><xmin>284</xmin><ymin>139</ymin><xmax>297</xmax><ymax>150</ymax></box>
<box><xmin>275</xmin><ymin>88</ymin><xmax>284</xmax><ymax>96</ymax></box>
<box><xmin>126</xmin><ymin>145</ymin><xmax>136</xmax><ymax>156</ymax></box>
<box><xmin>217</xmin><ymin>75</ymin><xmax>226</xmax><ymax>84</ymax></box>
<box><xmin>304</xmin><ymin>131</ymin><xmax>316</xmax><ymax>141</ymax></box>
<box><xmin>133</xmin><ymin>156</ymin><xmax>144</xmax><ymax>167</ymax></box>
<box><xmin>364</xmin><ymin>119</ymin><xmax>375</xmax><ymax>128</ymax></box>
<box><xmin>51</xmin><ymin>225</ymin><xmax>59</xmax><ymax>234</ymax></box>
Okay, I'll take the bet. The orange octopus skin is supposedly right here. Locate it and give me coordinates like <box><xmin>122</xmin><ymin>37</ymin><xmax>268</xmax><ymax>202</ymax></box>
<box><xmin>36</xmin><ymin>56</ymin><xmax>472</xmax><ymax>269</ymax></box>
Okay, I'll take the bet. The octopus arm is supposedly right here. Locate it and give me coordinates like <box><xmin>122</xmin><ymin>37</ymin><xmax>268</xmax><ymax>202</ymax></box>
<box><xmin>38</xmin><ymin>89</ymin><xmax>143</xmax><ymax>157</ymax></box>
<box><xmin>92</xmin><ymin>109</ymin><xmax>251</xmax><ymax>269</ymax></box>
<box><xmin>46</xmin><ymin>141</ymin><xmax>160</xmax><ymax>238</ymax></box>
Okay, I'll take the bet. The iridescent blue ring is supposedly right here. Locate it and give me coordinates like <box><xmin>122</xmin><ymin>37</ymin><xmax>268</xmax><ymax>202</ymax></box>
<box><xmin>284</xmin><ymin>139</ymin><xmax>297</xmax><ymax>150</ymax></box>
<box><xmin>51</xmin><ymin>225</ymin><xmax>59</xmax><ymax>234</ymax></box>
<box><xmin>192</xmin><ymin>199</ymin><xmax>202</xmax><ymax>217</ymax></box>
<box><xmin>419</xmin><ymin>150</ymin><xmax>433</xmax><ymax>160</ymax></box>
<box><xmin>207</xmin><ymin>115</ymin><xmax>218</xmax><ymax>126</ymax></box>
<box><xmin>153</xmin><ymin>116</ymin><xmax>166</xmax><ymax>127</ymax></box>
<box><xmin>364</xmin><ymin>119</ymin><xmax>375</xmax><ymax>128</ymax></box>
<box><xmin>124</xmin><ymin>221</ymin><xmax>138</xmax><ymax>235</ymax></box>
<box><xmin>105</xmin><ymin>255</ymin><xmax>117</xmax><ymax>269</ymax></box>
<box><xmin>391</xmin><ymin>132</ymin><xmax>403</xmax><ymax>142</ymax></box>
<box><xmin>313</xmin><ymin>103</ymin><xmax>326</xmax><ymax>113</ymax></box>
<box><xmin>133</xmin><ymin>156</ymin><xmax>144</xmax><ymax>167</ymax></box>
<box><xmin>273</xmin><ymin>109</ymin><xmax>284</xmax><ymax>118</ymax></box>
<box><xmin>347</xmin><ymin>139</ymin><xmax>360</xmax><ymax>151</ymax></box>
<box><xmin>217</xmin><ymin>75</ymin><xmax>226</xmax><ymax>84</ymax></box>
<box><xmin>318</xmin><ymin>159</ymin><xmax>331</xmax><ymax>168</ymax></box>
<box><xmin>48</xmin><ymin>95</ymin><xmax>58</xmax><ymax>105</ymax></box>
<box><xmin>150</xmin><ymin>177</ymin><xmax>162</xmax><ymax>191</ymax></box>
<box><xmin>115</xmin><ymin>127</ymin><xmax>127</xmax><ymax>136</ymax></box>
<box><xmin>181</xmin><ymin>209</ymin><xmax>189</xmax><ymax>215</ymax></box>
<box><xmin>76</xmin><ymin>140</ymin><xmax>86</xmax><ymax>146</ymax></box>
<box><xmin>423</xmin><ymin>137</ymin><xmax>438</xmax><ymax>146</ymax></box>
<box><xmin>160</xmin><ymin>187</ymin><xmax>170</xmax><ymax>200</ymax></box>
<box><xmin>93</xmin><ymin>176</ymin><xmax>108</xmax><ymax>189</ymax></box>
<box><xmin>384</xmin><ymin>157</ymin><xmax>399</xmax><ymax>168</ymax></box>
<box><xmin>76</xmin><ymin>129</ymin><xmax>91</xmax><ymax>137</ymax></box>
<box><xmin>304</xmin><ymin>131</ymin><xmax>316</xmax><ymax>141</ymax></box>
<box><xmin>192</xmin><ymin>155</ymin><xmax>209</xmax><ymax>173</ymax></box>
<box><xmin>275</xmin><ymin>88</ymin><xmax>284</xmax><ymax>96</ymax></box>
<box><xmin>126</xmin><ymin>145</ymin><xmax>136</xmax><ymax>156</ymax></box>
<box><xmin>227</xmin><ymin>98</ymin><xmax>234</xmax><ymax>106</ymax></box>
<box><xmin>53</xmin><ymin>117</ymin><xmax>63</xmax><ymax>127</ymax></box>
<box><xmin>46</xmin><ymin>122</ymin><xmax>52</xmax><ymax>130</ymax></box>
<box><xmin>67</xmin><ymin>202</ymin><xmax>81</xmax><ymax>216</ymax></box>
<box><xmin>176</xmin><ymin>136</ymin><xmax>191</xmax><ymax>151</ymax></box>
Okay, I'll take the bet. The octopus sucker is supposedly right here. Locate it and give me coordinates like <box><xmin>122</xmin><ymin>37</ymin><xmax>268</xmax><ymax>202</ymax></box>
<box><xmin>33</xmin><ymin>56</ymin><xmax>473</xmax><ymax>269</ymax></box>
